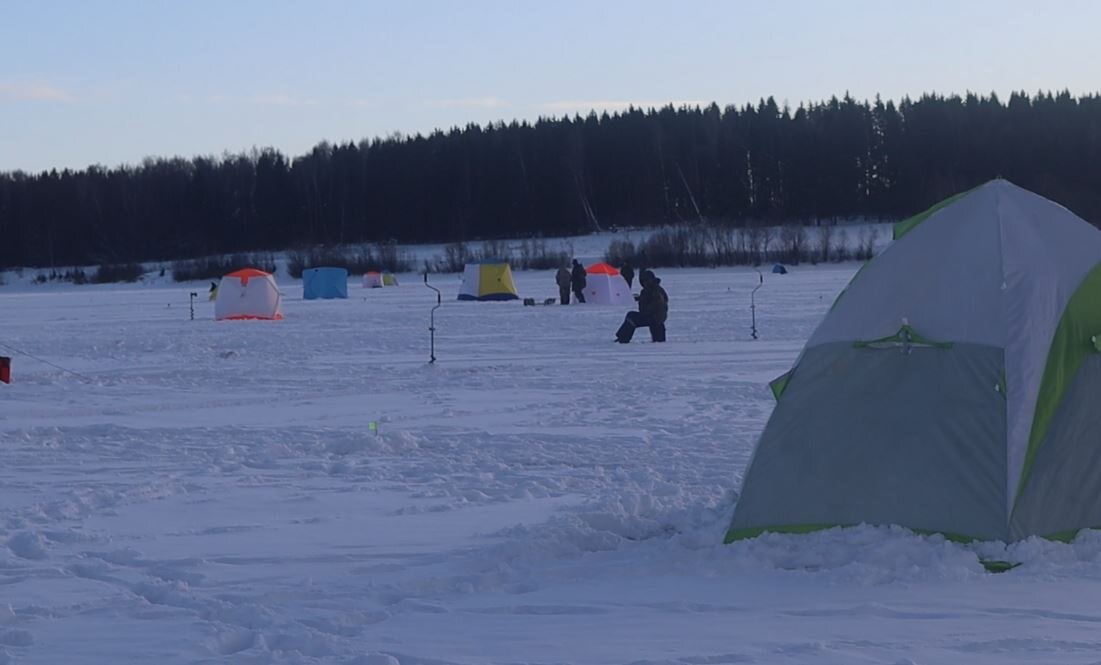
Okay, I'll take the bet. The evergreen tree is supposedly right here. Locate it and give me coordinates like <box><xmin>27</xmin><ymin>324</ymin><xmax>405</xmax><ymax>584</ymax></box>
<box><xmin>3</xmin><ymin>91</ymin><xmax>1101</xmax><ymax>269</ymax></box>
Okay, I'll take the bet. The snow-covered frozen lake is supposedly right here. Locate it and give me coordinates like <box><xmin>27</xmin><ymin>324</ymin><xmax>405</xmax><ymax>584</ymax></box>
<box><xmin>4</xmin><ymin>265</ymin><xmax>1101</xmax><ymax>664</ymax></box>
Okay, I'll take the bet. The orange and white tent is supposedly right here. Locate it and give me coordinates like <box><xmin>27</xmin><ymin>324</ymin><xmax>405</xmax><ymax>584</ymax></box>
<box><xmin>363</xmin><ymin>271</ymin><xmax>385</xmax><ymax>288</ymax></box>
<box><xmin>584</xmin><ymin>263</ymin><xmax>633</xmax><ymax>305</ymax></box>
<box><xmin>214</xmin><ymin>268</ymin><xmax>284</xmax><ymax>321</ymax></box>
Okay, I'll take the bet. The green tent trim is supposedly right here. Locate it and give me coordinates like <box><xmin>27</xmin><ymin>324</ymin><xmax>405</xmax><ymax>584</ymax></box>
<box><xmin>727</xmin><ymin>523</ymin><xmax>1100</xmax><ymax>546</ymax></box>
<box><xmin>1015</xmin><ymin>260</ymin><xmax>1101</xmax><ymax>507</ymax></box>
<box><xmin>725</xmin><ymin>524</ymin><xmax>1088</xmax><ymax>573</ymax></box>
<box><xmin>724</xmin><ymin>523</ymin><xmax>842</xmax><ymax>543</ymax></box>
<box><xmin>724</xmin><ymin>523</ymin><xmax>977</xmax><ymax>545</ymax></box>
<box><xmin>1042</xmin><ymin>528</ymin><xmax>1081</xmax><ymax>543</ymax></box>
<box><xmin>853</xmin><ymin>324</ymin><xmax>953</xmax><ymax>350</ymax></box>
<box><xmin>892</xmin><ymin>185</ymin><xmax>980</xmax><ymax>240</ymax></box>
<box><xmin>828</xmin><ymin>259</ymin><xmax>872</xmax><ymax>313</ymax></box>
<box><xmin>833</xmin><ymin>183</ymin><xmax>978</xmax><ymax>314</ymax></box>
<box><xmin>769</xmin><ymin>370</ymin><xmax>794</xmax><ymax>400</ymax></box>
<box><xmin>980</xmin><ymin>560</ymin><xmax>1021</xmax><ymax>573</ymax></box>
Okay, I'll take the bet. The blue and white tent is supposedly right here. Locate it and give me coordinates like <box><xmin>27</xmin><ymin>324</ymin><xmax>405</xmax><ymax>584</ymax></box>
<box><xmin>303</xmin><ymin>267</ymin><xmax>348</xmax><ymax>300</ymax></box>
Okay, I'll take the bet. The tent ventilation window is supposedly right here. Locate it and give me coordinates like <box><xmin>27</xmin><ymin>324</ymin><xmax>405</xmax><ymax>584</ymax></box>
<box><xmin>854</xmin><ymin>323</ymin><xmax>952</xmax><ymax>354</ymax></box>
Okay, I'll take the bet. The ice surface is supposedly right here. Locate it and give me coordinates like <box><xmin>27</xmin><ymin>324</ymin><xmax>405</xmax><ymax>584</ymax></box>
<box><xmin>3</xmin><ymin>264</ymin><xmax>1101</xmax><ymax>664</ymax></box>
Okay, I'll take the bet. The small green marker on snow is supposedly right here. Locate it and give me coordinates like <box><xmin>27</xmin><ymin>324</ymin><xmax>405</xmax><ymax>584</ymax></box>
<box><xmin>980</xmin><ymin>559</ymin><xmax>1021</xmax><ymax>574</ymax></box>
<box><xmin>368</xmin><ymin>421</ymin><xmax>379</xmax><ymax>436</ymax></box>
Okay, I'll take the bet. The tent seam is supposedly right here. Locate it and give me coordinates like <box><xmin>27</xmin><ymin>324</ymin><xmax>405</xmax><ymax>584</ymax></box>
<box><xmin>994</xmin><ymin>183</ymin><xmax>1012</xmax><ymax>531</ymax></box>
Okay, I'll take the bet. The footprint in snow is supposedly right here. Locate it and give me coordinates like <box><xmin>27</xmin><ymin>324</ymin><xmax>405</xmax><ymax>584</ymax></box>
<box><xmin>6</xmin><ymin>532</ymin><xmax>47</xmax><ymax>560</ymax></box>
<box><xmin>0</xmin><ymin>631</ymin><xmax>33</xmax><ymax>647</ymax></box>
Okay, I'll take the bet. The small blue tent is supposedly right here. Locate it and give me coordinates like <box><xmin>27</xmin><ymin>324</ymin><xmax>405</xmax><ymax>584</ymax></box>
<box><xmin>772</xmin><ymin>264</ymin><xmax>788</xmax><ymax>275</ymax></box>
<box><xmin>303</xmin><ymin>267</ymin><xmax>349</xmax><ymax>300</ymax></box>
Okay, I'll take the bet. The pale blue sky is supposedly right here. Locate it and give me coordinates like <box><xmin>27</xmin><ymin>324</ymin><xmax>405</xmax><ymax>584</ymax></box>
<box><xmin>1</xmin><ymin>0</ymin><xmax>1098</xmax><ymax>172</ymax></box>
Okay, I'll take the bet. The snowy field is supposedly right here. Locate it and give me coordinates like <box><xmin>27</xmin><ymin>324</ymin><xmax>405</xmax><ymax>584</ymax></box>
<box><xmin>4</xmin><ymin>265</ymin><xmax>1101</xmax><ymax>664</ymax></box>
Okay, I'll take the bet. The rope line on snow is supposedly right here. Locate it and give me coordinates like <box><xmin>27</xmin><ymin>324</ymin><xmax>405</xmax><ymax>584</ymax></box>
<box><xmin>0</xmin><ymin>340</ymin><xmax>96</xmax><ymax>382</ymax></box>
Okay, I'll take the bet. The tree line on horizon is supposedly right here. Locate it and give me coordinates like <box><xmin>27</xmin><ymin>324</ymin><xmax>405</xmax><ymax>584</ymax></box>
<box><xmin>2</xmin><ymin>90</ymin><xmax>1100</xmax><ymax>269</ymax></box>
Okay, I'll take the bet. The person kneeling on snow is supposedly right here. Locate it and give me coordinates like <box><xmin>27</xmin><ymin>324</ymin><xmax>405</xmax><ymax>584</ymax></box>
<box><xmin>615</xmin><ymin>269</ymin><xmax>668</xmax><ymax>343</ymax></box>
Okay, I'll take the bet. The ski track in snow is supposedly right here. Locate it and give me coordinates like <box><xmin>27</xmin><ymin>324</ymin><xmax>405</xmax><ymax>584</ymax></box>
<box><xmin>3</xmin><ymin>265</ymin><xmax>1101</xmax><ymax>663</ymax></box>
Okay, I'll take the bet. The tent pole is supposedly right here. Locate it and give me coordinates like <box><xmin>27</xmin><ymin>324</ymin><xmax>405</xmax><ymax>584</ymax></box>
<box><xmin>424</xmin><ymin>272</ymin><xmax>441</xmax><ymax>363</ymax></box>
<box><xmin>751</xmin><ymin>270</ymin><xmax>763</xmax><ymax>340</ymax></box>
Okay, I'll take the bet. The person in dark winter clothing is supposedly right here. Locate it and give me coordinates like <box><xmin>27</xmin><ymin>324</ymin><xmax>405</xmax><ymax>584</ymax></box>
<box><xmin>570</xmin><ymin>259</ymin><xmax>587</xmax><ymax>304</ymax></box>
<box><xmin>555</xmin><ymin>265</ymin><xmax>572</xmax><ymax>304</ymax></box>
<box><xmin>615</xmin><ymin>269</ymin><xmax>668</xmax><ymax>343</ymax></box>
<box><xmin>621</xmin><ymin>261</ymin><xmax>635</xmax><ymax>288</ymax></box>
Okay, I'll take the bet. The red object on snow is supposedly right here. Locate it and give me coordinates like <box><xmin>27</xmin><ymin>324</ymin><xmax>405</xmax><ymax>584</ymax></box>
<box><xmin>0</xmin><ymin>356</ymin><xmax>10</xmax><ymax>384</ymax></box>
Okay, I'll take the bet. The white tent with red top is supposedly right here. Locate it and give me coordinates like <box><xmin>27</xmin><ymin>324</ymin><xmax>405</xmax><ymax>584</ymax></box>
<box><xmin>584</xmin><ymin>263</ymin><xmax>633</xmax><ymax>305</ymax></box>
<box><xmin>214</xmin><ymin>268</ymin><xmax>284</xmax><ymax>321</ymax></box>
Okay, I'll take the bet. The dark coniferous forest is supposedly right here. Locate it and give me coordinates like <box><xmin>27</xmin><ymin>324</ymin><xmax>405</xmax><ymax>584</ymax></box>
<box><xmin>2</xmin><ymin>91</ymin><xmax>1101</xmax><ymax>269</ymax></box>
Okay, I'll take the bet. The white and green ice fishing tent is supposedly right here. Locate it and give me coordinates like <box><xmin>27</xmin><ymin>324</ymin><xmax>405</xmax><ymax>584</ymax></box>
<box><xmin>728</xmin><ymin>180</ymin><xmax>1101</xmax><ymax>544</ymax></box>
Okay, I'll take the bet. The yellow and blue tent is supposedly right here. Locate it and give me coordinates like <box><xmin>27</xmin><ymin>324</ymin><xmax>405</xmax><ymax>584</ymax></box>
<box><xmin>458</xmin><ymin>260</ymin><xmax>519</xmax><ymax>301</ymax></box>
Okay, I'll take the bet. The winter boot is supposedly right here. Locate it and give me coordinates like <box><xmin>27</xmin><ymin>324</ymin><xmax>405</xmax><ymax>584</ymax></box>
<box><xmin>615</xmin><ymin>320</ymin><xmax>636</xmax><ymax>343</ymax></box>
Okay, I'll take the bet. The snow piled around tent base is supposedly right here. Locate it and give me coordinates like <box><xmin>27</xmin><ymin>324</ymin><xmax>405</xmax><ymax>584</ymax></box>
<box><xmin>4</xmin><ymin>266</ymin><xmax>1101</xmax><ymax>664</ymax></box>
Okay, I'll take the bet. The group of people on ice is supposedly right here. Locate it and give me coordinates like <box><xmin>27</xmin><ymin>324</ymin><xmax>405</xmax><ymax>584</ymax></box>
<box><xmin>555</xmin><ymin>259</ymin><xmax>594</xmax><ymax>305</ymax></box>
<box><xmin>555</xmin><ymin>259</ymin><xmax>668</xmax><ymax>344</ymax></box>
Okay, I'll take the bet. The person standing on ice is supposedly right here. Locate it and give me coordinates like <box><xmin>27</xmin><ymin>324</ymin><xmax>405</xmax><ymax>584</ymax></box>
<box><xmin>621</xmin><ymin>260</ymin><xmax>635</xmax><ymax>288</ymax></box>
<box><xmin>570</xmin><ymin>259</ymin><xmax>587</xmax><ymax>304</ymax></box>
<box><xmin>615</xmin><ymin>269</ymin><xmax>668</xmax><ymax>343</ymax></box>
<box><xmin>555</xmin><ymin>264</ymin><xmax>572</xmax><ymax>305</ymax></box>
